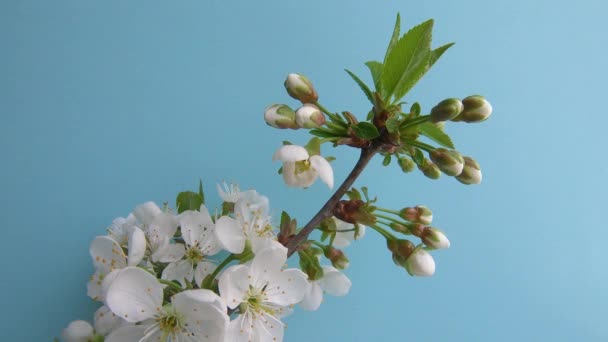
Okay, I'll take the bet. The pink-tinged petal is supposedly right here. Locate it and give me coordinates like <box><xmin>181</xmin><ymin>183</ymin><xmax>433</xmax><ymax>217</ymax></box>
<box><xmin>218</xmin><ymin>264</ymin><xmax>250</xmax><ymax>310</ymax></box>
<box><xmin>132</xmin><ymin>201</ymin><xmax>161</xmax><ymax>226</ymax></box>
<box><xmin>194</xmin><ymin>260</ymin><xmax>217</xmax><ymax>288</ymax></box>
<box><xmin>319</xmin><ymin>266</ymin><xmax>351</xmax><ymax>296</ymax></box>
<box><xmin>62</xmin><ymin>320</ymin><xmax>93</xmax><ymax>342</ymax></box>
<box><xmin>127</xmin><ymin>227</ymin><xmax>146</xmax><ymax>266</ymax></box>
<box><xmin>272</xmin><ymin>144</ymin><xmax>309</xmax><ymax>162</ymax></box>
<box><xmin>299</xmin><ymin>281</ymin><xmax>323</xmax><ymax>311</ymax></box>
<box><xmin>106</xmin><ymin>267</ymin><xmax>163</xmax><ymax>323</ymax></box>
<box><xmin>90</xmin><ymin>236</ymin><xmax>127</xmax><ymax>273</ymax></box>
<box><xmin>264</xmin><ymin>269</ymin><xmax>308</xmax><ymax>306</ymax></box>
<box><xmin>93</xmin><ymin>305</ymin><xmax>122</xmax><ymax>336</ymax></box>
<box><xmin>172</xmin><ymin>289</ymin><xmax>229</xmax><ymax>340</ymax></box>
<box><xmin>161</xmin><ymin>260</ymin><xmax>194</xmax><ymax>287</ymax></box>
<box><xmin>215</xmin><ymin>216</ymin><xmax>246</xmax><ymax>254</ymax></box>
<box><xmin>309</xmin><ymin>155</ymin><xmax>334</xmax><ymax>189</ymax></box>
<box><xmin>105</xmin><ymin>324</ymin><xmax>148</xmax><ymax>342</ymax></box>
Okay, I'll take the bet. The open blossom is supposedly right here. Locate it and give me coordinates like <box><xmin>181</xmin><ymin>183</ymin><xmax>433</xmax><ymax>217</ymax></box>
<box><xmin>62</xmin><ymin>306</ymin><xmax>124</xmax><ymax>341</ymax></box>
<box><xmin>217</xmin><ymin>181</ymin><xmax>242</xmax><ymax>203</ymax></box>
<box><xmin>300</xmin><ymin>266</ymin><xmax>352</xmax><ymax>311</ymax></box>
<box><xmin>332</xmin><ymin>217</ymin><xmax>366</xmax><ymax>248</ymax></box>
<box><xmin>219</xmin><ymin>243</ymin><xmax>308</xmax><ymax>342</ymax></box>
<box><xmin>105</xmin><ymin>267</ymin><xmax>229</xmax><ymax>342</ymax></box>
<box><xmin>87</xmin><ymin>227</ymin><xmax>146</xmax><ymax>302</ymax></box>
<box><xmin>133</xmin><ymin>202</ymin><xmax>185</xmax><ymax>263</ymax></box>
<box><xmin>273</xmin><ymin>144</ymin><xmax>334</xmax><ymax>189</ymax></box>
<box><xmin>215</xmin><ymin>190</ymin><xmax>275</xmax><ymax>254</ymax></box>
<box><xmin>161</xmin><ymin>205</ymin><xmax>222</xmax><ymax>287</ymax></box>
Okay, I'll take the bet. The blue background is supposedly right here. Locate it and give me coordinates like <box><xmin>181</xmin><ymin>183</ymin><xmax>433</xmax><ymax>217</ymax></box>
<box><xmin>1</xmin><ymin>0</ymin><xmax>606</xmax><ymax>341</ymax></box>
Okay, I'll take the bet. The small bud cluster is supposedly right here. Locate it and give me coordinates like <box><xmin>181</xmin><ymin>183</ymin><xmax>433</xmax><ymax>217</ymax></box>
<box><xmin>430</xmin><ymin>95</ymin><xmax>492</xmax><ymax>123</ymax></box>
<box><xmin>428</xmin><ymin>148</ymin><xmax>482</xmax><ymax>184</ymax></box>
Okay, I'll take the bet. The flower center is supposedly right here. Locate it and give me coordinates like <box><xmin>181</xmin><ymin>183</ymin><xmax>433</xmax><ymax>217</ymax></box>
<box><xmin>294</xmin><ymin>160</ymin><xmax>311</xmax><ymax>174</ymax></box>
<box><xmin>185</xmin><ymin>246</ymin><xmax>203</xmax><ymax>263</ymax></box>
<box><xmin>240</xmin><ymin>284</ymin><xmax>275</xmax><ymax>315</ymax></box>
<box><xmin>157</xmin><ymin>306</ymin><xmax>185</xmax><ymax>336</ymax></box>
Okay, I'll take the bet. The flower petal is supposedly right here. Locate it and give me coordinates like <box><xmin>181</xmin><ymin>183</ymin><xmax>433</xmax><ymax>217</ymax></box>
<box><xmin>319</xmin><ymin>266</ymin><xmax>351</xmax><ymax>296</ymax></box>
<box><xmin>251</xmin><ymin>243</ymin><xmax>288</xmax><ymax>281</ymax></box>
<box><xmin>151</xmin><ymin>241</ymin><xmax>185</xmax><ymax>263</ymax></box>
<box><xmin>105</xmin><ymin>324</ymin><xmax>148</xmax><ymax>342</ymax></box>
<box><xmin>62</xmin><ymin>320</ymin><xmax>93</xmax><ymax>342</ymax></box>
<box><xmin>161</xmin><ymin>260</ymin><xmax>194</xmax><ymax>287</ymax></box>
<box><xmin>299</xmin><ymin>282</ymin><xmax>323</xmax><ymax>311</ymax></box>
<box><xmin>264</xmin><ymin>268</ymin><xmax>308</xmax><ymax>306</ymax></box>
<box><xmin>215</xmin><ymin>216</ymin><xmax>246</xmax><ymax>254</ymax></box>
<box><xmin>172</xmin><ymin>289</ymin><xmax>229</xmax><ymax>340</ymax></box>
<box><xmin>194</xmin><ymin>260</ymin><xmax>217</xmax><ymax>288</ymax></box>
<box><xmin>127</xmin><ymin>226</ymin><xmax>146</xmax><ymax>266</ymax></box>
<box><xmin>106</xmin><ymin>267</ymin><xmax>163</xmax><ymax>323</ymax></box>
<box><xmin>282</xmin><ymin>161</ymin><xmax>317</xmax><ymax>188</ymax></box>
<box><xmin>253</xmin><ymin>311</ymin><xmax>284</xmax><ymax>342</ymax></box>
<box><xmin>272</xmin><ymin>144</ymin><xmax>309</xmax><ymax>162</ymax></box>
<box><xmin>218</xmin><ymin>264</ymin><xmax>250</xmax><ymax>310</ymax></box>
<box><xmin>132</xmin><ymin>201</ymin><xmax>161</xmax><ymax>226</ymax></box>
<box><xmin>93</xmin><ymin>305</ymin><xmax>122</xmax><ymax>336</ymax></box>
<box><xmin>225</xmin><ymin>313</ymin><xmax>254</xmax><ymax>342</ymax></box>
<box><xmin>309</xmin><ymin>155</ymin><xmax>334</xmax><ymax>189</ymax></box>
<box><xmin>87</xmin><ymin>270</ymin><xmax>105</xmax><ymax>301</ymax></box>
<box><xmin>90</xmin><ymin>236</ymin><xmax>127</xmax><ymax>273</ymax></box>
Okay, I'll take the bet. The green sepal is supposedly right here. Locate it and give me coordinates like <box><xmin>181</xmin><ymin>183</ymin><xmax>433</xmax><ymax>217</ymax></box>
<box><xmin>345</xmin><ymin>187</ymin><xmax>362</xmax><ymax>201</ymax></box>
<box><xmin>382</xmin><ymin>154</ymin><xmax>392</xmax><ymax>166</ymax></box>
<box><xmin>412</xmin><ymin>148</ymin><xmax>425</xmax><ymax>165</ymax></box>
<box><xmin>309</xmin><ymin>129</ymin><xmax>338</xmax><ymax>138</ymax></box>
<box><xmin>176</xmin><ymin>191</ymin><xmax>203</xmax><ymax>214</ymax></box>
<box><xmin>418</xmin><ymin>122</ymin><xmax>455</xmax><ymax>149</ymax></box>
<box><xmin>352</xmin><ymin>122</ymin><xmax>380</xmax><ymax>140</ymax></box>
<box><xmin>305</xmin><ymin>137</ymin><xmax>321</xmax><ymax>156</ymax></box>
<box><xmin>410</xmin><ymin>102</ymin><xmax>421</xmax><ymax>116</ymax></box>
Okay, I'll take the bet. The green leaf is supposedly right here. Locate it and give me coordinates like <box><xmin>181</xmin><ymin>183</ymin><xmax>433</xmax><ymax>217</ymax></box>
<box><xmin>384</xmin><ymin>13</ymin><xmax>401</xmax><ymax>64</ymax></box>
<box><xmin>412</xmin><ymin>148</ymin><xmax>425</xmax><ymax>165</ymax></box>
<box><xmin>365</xmin><ymin>61</ymin><xmax>383</xmax><ymax>93</ymax></box>
<box><xmin>410</xmin><ymin>102</ymin><xmax>421</xmax><ymax>116</ymax></box>
<box><xmin>280</xmin><ymin>211</ymin><xmax>291</xmax><ymax>230</ymax></box>
<box><xmin>382</xmin><ymin>19</ymin><xmax>434</xmax><ymax>103</ymax></box>
<box><xmin>305</xmin><ymin>137</ymin><xmax>321</xmax><ymax>156</ymax></box>
<box><xmin>351</xmin><ymin>122</ymin><xmax>380</xmax><ymax>140</ymax></box>
<box><xmin>345</xmin><ymin>69</ymin><xmax>374</xmax><ymax>104</ymax></box>
<box><xmin>176</xmin><ymin>191</ymin><xmax>203</xmax><ymax>214</ymax></box>
<box><xmin>418</xmin><ymin>122</ymin><xmax>455</xmax><ymax>149</ymax></box>
<box><xmin>386</xmin><ymin>116</ymin><xmax>401</xmax><ymax>133</ymax></box>
<box><xmin>309</xmin><ymin>129</ymin><xmax>336</xmax><ymax>138</ymax></box>
<box><xmin>198</xmin><ymin>179</ymin><xmax>205</xmax><ymax>205</ymax></box>
<box><xmin>382</xmin><ymin>154</ymin><xmax>392</xmax><ymax>166</ymax></box>
<box><xmin>429</xmin><ymin>42</ymin><xmax>454</xmax><ymax>68</ymax></box>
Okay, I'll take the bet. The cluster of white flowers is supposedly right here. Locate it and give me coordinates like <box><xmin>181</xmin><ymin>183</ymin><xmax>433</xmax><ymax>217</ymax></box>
<box><xmin>62</xmin><ymin>184</ymin><xmax>356</xmax><ymax>342</ymax></box>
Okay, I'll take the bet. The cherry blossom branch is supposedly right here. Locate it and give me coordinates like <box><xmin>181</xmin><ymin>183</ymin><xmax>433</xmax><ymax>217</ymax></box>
<box><xmin>286</xmin><ymin>144</ymin><xmax>381</xmax><ymax>256</ymax></box>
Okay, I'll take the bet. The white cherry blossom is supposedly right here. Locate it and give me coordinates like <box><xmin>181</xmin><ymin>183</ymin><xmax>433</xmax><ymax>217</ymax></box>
<box><xmin>300</xmin><ymin>266</ymin><xmax>352</xmax><ymax>311</ymax></box>
<box><xmin>105</xmin><ymin>267</ymin><xmax>229</xmax><ymax>342</ymax></box>
<box><xmin>219</xmin><ymin>243</ymin><xmax>308</xmax><ymax>342</ymax></box>
<box><xmin>62</xmin><ymin>306</ymin><xmax>124</xmax><ymax>342</ymax></box>
<box><xmin>217</xmin><ymin>181</ymin><xmax>242</xmax><ymax>203</ymax></box>
<box><xmin>273</xmin><ymin>144</ymin><xmax>334</xmax><ymax>189</ymax></box>
<box><xmin>332</xmin><ymin>217</ymin><xmax>366</xmax><ymax>248</ymax></box>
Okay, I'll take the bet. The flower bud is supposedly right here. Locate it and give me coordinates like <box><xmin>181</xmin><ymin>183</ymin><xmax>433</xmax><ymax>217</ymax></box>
<box><xmin>398</xmin><ymin>157</ymin><xmax>416</xmax><ymax>173</ymax></box>
<box><xmin>324</xmin><ymin>246</ymin><xmax>350</xmax><ymax>270</ymax></box>
<box><xmin>387</xmin><ymin>239</ymin><xmax>415</xmax><ymax>267</ymax></box>
<box><xmin>389</xmin><ymin>222</ymin><xmax>409</xmax><ymax>234</ymax></box>
<box><xmin>430</xmin><ymin>98</ymin><xmax>464</xmax><ymax>123</ymax></box>
<box><xmin>405</xmin><ymin>247</ymin><xmax>436</xmax><ymax>276</ymax></box>
<box><xmin>421</xmin><ymin>227</ymin><xmax>450</xmax><ymax>250</ymax></box>
<box><xmin>418</xmin><ymin>160</ymin><xmax>441</xmax><ymax>179</ymax></box>
<box><xmin>429</xmin><ymin>148</ymin><xmax>465</xmax><ymax>176</ymax></box>
<box><xmin>284</xmin><ymin>73</ymin><xmax>318</xmax><ymax>103</ymax></box>
<box><xmin>456</xmin><ymin>156</ymin><xmax>482</xmax><ymax>185</ymax></box>
<box><xmin>400</xmin><ymin>206</ymin><xmax>433</xmax><ymax>225</ymax></box>
<box><xmin>453</xmin><ymin>95</ymin><xmax>492</xmax><ymax>123</ymax></box>
<box><xmin>62</xmin><ymin>320</ymin><xmax>93</xmax><ymax>342</ymax></box>
<box><xmin>295</xmin><ymin>104</ymin><xmax>326</xmax><ymax>128</ymax></box>
<box><xmin>264</xmin><ymin>104</ymin><xmax>298</xmax><ymax>129</ymax></box>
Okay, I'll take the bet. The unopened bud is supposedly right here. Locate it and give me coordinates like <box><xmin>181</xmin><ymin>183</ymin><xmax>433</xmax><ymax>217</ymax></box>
<box><xmin>430</xmin><ymin>98</ymin><xmax>464</xmax><ymax>123</ymax></box>
<box><xmin>264</xmin><ymin>104</ymin><xmax>298</xmax><ymax>129</ymax></box>
<box><xmin>429</xmin><ymin>148</ymin><xmax>465</xmax><ymax>176</ymax></box>
<box><xmin>453</xmin><ymin>95</ymin><xmax>492</xmax><ymax>123</ymax></box>
<box><xmin>398</xmin><ymin>157</ymin><xmax>416</xmax><ymax>173</ymax></box>
<box><xmin>295</xmin><ymin>104</ymin><xmax>326</xmax><ymax>129</ymax></box>
<box><xmin>419</xmin><ymin>160</ymin><xmax>441</xmax><ymax>179</ymax></box>
<box><xmin>389</xmin><ymin>222</ymin><xmax>410</xmax><ymax>234</ymax></box>
<box><xmin>324</xmin><ymin>246</ymin><xmax>349</xmax><ymax>270</ymax></box>
<box><xmin>284</xmin><ymin>73</ymin><xmax>318</xmax><ymax>103</ymax></box>
<box><xmin>400</xmin><ymin>206</ymin><xmax>433</xmax><ymax>225</ymax></box>
<box><xmin>421</xmin><ymin>227</ymin><xmax>450</xmax><ymax>250</ymax></box>
<box><xmin>387</xmin><ymin>239</ymin><xmax>415</xmax><ymax>263</ymax></box>
<box><xmin>405</xmin><ymin>247</ymin><xmax>436</xmax><ymax>276</ymax></box>
<box><xmin>456</xmin><ymin>156</ymin><xmax>482</xmax><ymax>185</ymax></box>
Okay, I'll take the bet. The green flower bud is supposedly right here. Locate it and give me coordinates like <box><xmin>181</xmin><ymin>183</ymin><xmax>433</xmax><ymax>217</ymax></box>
<box><xmin>398</xmin><ymin>157</ymin><xmax>416</xmax><ymax>173</ymax></box>
<box><xmin>324</xmin><ymin>246</ymin><xmax>350</xmax><ymax>270</ymax></box>
<box><xmin>400</xmin><ymin>206</ymin><xmax>433</xmax><ymax>225</ymax></box>
<box><xmin>284</xmin><ymin>73</ymin><xmax>318</xmax><ymax>104</ymax></box>
<box><xmin>389</xmin><ymin>222</ymin><xmax>410</xmax><ymax>234</ymax></box>
<box><xmin>264</xmin><ymin>104</ymin><xmax>298</xmax><ymax>129</ymax></box>
<box><xmin>295</xmin><ymin>104</ymin><xmax>326</xmax><ymax>129</ymax></box>
<box><xmin>429</xmin><ymin>148</ymin><xmax>465</xmax><ymax>176</ymax></box>
<box><xmin>456</xmin><ymin>156</ymin><xmax>482</xmax><ymax>185</ymax></box>
<box><xmin>421</xmin><ymin>227</ymin><xmax>450</xmax><ymax>250</ymax></box>
<box><xmin>453</xmin><ymin>95</ymin><xmax>492</xmax><ymax>123</ymax></box>
<box><xmin>418</xmin><ymin>160</ymin><xmax>441</xmax><ymax>179</ymax></box>
<box><xmin>430</xmin><ymin>98</ymin><xmax>464</xmax><ymax>123</ymax></box>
